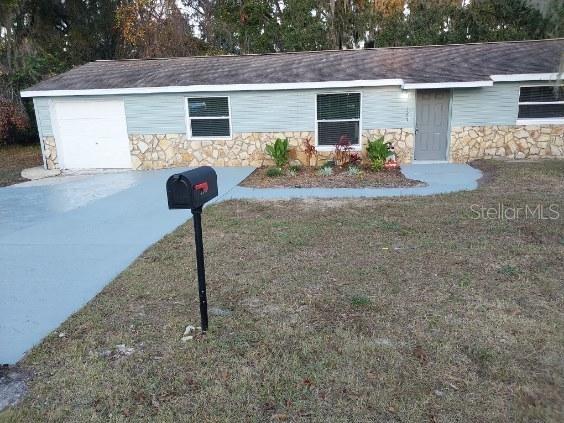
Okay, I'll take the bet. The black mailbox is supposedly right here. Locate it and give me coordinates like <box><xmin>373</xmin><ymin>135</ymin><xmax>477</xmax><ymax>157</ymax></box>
<box><xmin>166</xmin><ymin>166</ymin><xmax>219</xmax><ymax>332</ymax></box>
<box><xmin>166</xmin><ymin>166</ymin><xmax>218</xmax><ymax>210</ymax></box>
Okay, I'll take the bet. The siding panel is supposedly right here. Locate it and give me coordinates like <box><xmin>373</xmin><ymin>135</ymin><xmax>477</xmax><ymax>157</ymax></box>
<box><xmin>122</xmin><ymin>87</ymin><xmax>413</xmax><ymax>135</ymax></box>
<box><xmin>33</xmin><ymin>97</ymin><xmax>53</xmax><ymax>137</ymax></box>
<box><xmin>38</xmin><ymin>86</ymin><xmax>415</xmax><ymax>137</ymax></box>
<box><xmin>231</xmin><ymin>90</ymin><xmax>314</xmax><ymax>132</ymax></box>
<box><xmin>124</xmin><ymin>94</ymin><xmax>186</xmax><ymax>134</ymax></box>
<box><xmin>362</xmin><ymin>86</ymin><xmax>414</xmax><ymax>128</ymax></box>
<box><xmin>451</xmin><ymin>83</ymin><xmax>519</xmax><ymax>126</ymax></box>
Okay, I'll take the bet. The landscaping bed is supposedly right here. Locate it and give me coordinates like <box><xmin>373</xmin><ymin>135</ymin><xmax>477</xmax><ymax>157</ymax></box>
<box><xmin>240</xmin><ymin>136</ymin><xmax>424</xmax><ymax>189</ymax></box>
<box><xmin>3</xmin><ymin>160</ymin><xmax>563</xmax><ymax>422</ymax></box>
<box><xmin>239</xmin><ymin>165</ymin><xmax>423</xmax><ymax>188</ymax></box>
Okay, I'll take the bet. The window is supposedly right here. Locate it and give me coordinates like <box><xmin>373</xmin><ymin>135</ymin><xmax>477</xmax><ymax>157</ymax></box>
<box><xmin>316</xmin><ymin>93</ymin><xmax>361</xmax><ymax>146</ymax></box>
<box><xmin>518</xmin><ymin>85</ymin><xmax>564</xmax><ymax>122</ymax></box>
<box><xmin>187</xmin><ymin>97</ymin><xmax>231</xmax><ymax>138</ymax></box>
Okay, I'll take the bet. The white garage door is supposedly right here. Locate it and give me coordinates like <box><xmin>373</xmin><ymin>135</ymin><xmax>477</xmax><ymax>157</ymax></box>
<box><xmin>53</xmin><ymin>99</ymin><xmax>132</xmax><ymax>169</ymax></box>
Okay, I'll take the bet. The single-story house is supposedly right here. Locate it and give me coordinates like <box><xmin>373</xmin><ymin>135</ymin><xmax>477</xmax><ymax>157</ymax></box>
<box><xmin>21</xmin><ymin>38</ymin><xmax>563</xmax><ymax>170</ymax></box>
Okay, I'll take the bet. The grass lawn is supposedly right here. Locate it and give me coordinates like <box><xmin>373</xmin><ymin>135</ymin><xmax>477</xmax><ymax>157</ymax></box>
<box><xmin>2</xmin><ymin>160</ymin><xmax>563</xmax><ymax>422</ymax></box>
<box><xmin>0</xmin><ymin>144</ymin><xmax>42</xmax><ymax>187</ymax></box>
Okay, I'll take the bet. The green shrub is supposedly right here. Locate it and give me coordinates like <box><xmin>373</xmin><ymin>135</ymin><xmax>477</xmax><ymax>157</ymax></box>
<box><xmin>289</xmin><ymin>164</ymin><xmax>301</xmax><ymax>173</ymax></box>
<box><xmin>317</xmin><ymin>166</ymin><xmax>333</xmax><ymax>176</ymax></box>
<box><xmin>371</xmin><ymin>158</ymin><xmax>385</xmax><ymax>171</ymax></box>
<box><xmin>266</xmin><ymin>167</ymin><xmax>283</xmax><ymax>177</ymax></box>
<box><xmin>347</xmin><ymin>165</ymin><xmax>361</xmax><ymax>176</ymax></box>
<box><xmin>265</xmin><ymin>138</ymin><xmax>290</xmax><ymax>167</ymax></box>
<box><xmin>321</xmin><ymin>159</ymin><xmax>335</xmax><ymax>169</ymax></box>
<box><xmin>366</xmin><ymin>137</ymin><xmax>392</xmax><ymax>171</ymax></box>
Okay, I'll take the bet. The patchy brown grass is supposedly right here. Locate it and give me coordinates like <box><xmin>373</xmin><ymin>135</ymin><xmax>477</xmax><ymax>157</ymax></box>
<box><xmin>239</xmin><ymin>165</ymin><xmax>423</xmax><ymax>188</ymax></box>
<box><xmin>2</xmin><ymin>160</ymin><xmax>563</xmax><ymax>422</ymax></box>
<box><xmin>0</xmin><ymin>144</ymin><xmax>42</xmax><ymax>187</ymax></box>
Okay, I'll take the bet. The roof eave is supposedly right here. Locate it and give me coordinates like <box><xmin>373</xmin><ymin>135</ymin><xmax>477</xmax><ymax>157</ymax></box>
<box><xmin>490</xmin><ymin>73</ymin><xmax>560</xmax><ymax>82</ymax></box>
<box><xmin>20</xmin><ymin>73</ymin><xmax>563</xmax><ymax>98</ymax></box>
<box><xmin>401</xmin><ymin>81</ymin><xmax>493</xmax><ymax>89</ymax></box>
<box><xmin>20</xmin><ymin>79</ymin><xmax>404</xmax><ymax>98</ymax></box>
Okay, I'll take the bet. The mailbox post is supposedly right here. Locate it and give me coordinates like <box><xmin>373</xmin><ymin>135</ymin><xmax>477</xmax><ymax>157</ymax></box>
<box><xmin>191</xmin><ymin>206</ymin><xmax>208</xmax><ymax>331</ymax></box>
<box><xmin>166</xmin><ymin>166</ymin><xmax>218</xmax><ymax>332</ymax></box>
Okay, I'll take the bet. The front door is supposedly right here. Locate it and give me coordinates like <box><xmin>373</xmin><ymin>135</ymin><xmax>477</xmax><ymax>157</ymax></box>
<box><xmin>414</xmin><ymin>89</ymin><xmax>450</xmax><ymax>161</ymax></box>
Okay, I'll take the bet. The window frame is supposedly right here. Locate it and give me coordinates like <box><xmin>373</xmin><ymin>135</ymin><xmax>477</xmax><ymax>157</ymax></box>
<box><xmin>516</xmin><ymin>84</ymin><xmax>564</xmax><ymax>125</ymax></box>
<box><xmin>314</xmin><ymin>92</ymin><xmax>363</xmax><ymax>151</ymax></box>
<box><xmin>185</xmin><ymin>95</ymin><xmax>233</xmax><ymax>140</ymax></box>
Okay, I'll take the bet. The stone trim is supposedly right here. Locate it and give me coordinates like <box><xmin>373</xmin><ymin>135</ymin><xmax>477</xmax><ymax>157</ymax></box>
<box><xmin>42</xmin><ymin>125</ymin><xmax>561</xmax><ymax>171</ymax></box>
<box><xmin>129</xmin><ymin>132</ymin><xmax>314</xmax><ymax>170</ymax></box>
<box><xmin>42</xmin><ymin>136</ymin><xmax>59</xmax><ymax>169</ymax></box>
<box><xmin>129</xmin><ymin>129</ymin><xmax>415</xmax><ymax>170</ymax></box>
<box><xmin>449</xmin><ymin>125</ymin><xmax>564</xmax><ymax>162</ymax></box>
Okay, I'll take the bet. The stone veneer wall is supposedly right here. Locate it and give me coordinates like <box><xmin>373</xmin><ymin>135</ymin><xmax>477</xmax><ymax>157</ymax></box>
<box><xmin>362</xmin><ymin>128</ymin><xmax>415</xmax><ymax>164</ymax></box>
<box><xmin>43</xmin><ymin>125</ymin><xmax>562</xmax><ymax>171</ymax></box>
<box><xmin>449</xmin><ymin>125</ymin><xmax>564</xmax><ymax>162</ymax></box>
<box><xmin>129</xmin><ymin>132</ymin><xmax>311</xmax><ymax>169</ymax></box>
<box><xmin>129</xmin><ymin>128</ymin><xmax>415</xmax><ymax>170</ymax></box>
<box><xmin>42</xmin><ymin>136</ymin><xmax>59</xmax><ymax>169</ymax></box>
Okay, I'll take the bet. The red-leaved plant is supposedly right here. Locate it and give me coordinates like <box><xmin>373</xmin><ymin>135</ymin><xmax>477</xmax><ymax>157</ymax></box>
<box><xmin>348</xmin><ymin>152</ymin><xmax>362</xmax><ymax>166</ymax></box>
<box><xmin>303</xmin><ymin>136</ymin><xmax>318</xmax><ymax>167</ymax></box>
<box><xmin>334</xmin><ymin>135</ymin><xmax>353</xmax><ymax>166</ymax></box>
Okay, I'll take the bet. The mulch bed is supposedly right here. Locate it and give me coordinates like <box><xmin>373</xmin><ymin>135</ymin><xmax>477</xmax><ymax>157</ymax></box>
<box><xmin>239</xmin><ymin>165</ymin><xmax>424</xmax><ymax>188</ymax></box>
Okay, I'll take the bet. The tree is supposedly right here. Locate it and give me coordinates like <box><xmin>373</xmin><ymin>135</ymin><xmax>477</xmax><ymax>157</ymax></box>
<box><xmin>277</xmin><ymin>0</ymin><xmax>328</xmax><ymax>51</ymax></box>
<box><xmin>462</xmin><ymin>0</ymin><xmax>548</xmax><ymax>42</ymax></box>
<box><xmin>542</xmin><ymin>0</ymin><xmax>563</xmax><ymax>38</ymax></box>
<box><xmin>115</xmin><ymin>0</ymin><xmax>205</xmax><ymax>58</ymax></box>
<box><xmin>367</xmin><ymin>0</ymin><xmax>550</xmax><ymax>48</ymax></box>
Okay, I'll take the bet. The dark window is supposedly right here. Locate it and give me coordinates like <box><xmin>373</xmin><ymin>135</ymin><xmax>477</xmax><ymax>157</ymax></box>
<box><xmin>317</xmin><ymin>93</ymin><xmax>361</xmax><ymax>145</ymax></box>
<box><xmin>187</xmin><ymin>97</ymin><xmax>230</xmax><ymax>137</ymax></box>
<box><xmin>317</xmin><ymin>121</ymin><xmax>360</xmax><ymax>146</ymax></box>
<box><xmin>518</xmin><ymin>104</ymin><xmax>564</xmax><ymax>119</ymax></box>
<box><xmin>191</xmin><ymin>119</ymin><xmax>231</xmax><ymax>137</ymax></box>
<box><xmin>518</xmin><ymin>86</ymin><xmax>564</xmax><ymax>120</ymax></box>
<box><xmin>519</xmin><ymin>86</ymin><xmax>563</xmax><ymax>103</ymax></box>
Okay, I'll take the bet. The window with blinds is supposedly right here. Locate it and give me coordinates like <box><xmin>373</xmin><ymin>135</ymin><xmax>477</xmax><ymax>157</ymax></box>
<box><xmin>316</xmin><ymin>93</ymin><xmax>361</xmax><ymax>146</ymax></box>
<box><xmin>518</xmin><ymin>86</ymin><xmax>564</xmax><ymax>120</ymax></box>
<box><xmin>187</xmin><ymin>97</ymin><xmax>231</xmax><ymax>138</ymax></box>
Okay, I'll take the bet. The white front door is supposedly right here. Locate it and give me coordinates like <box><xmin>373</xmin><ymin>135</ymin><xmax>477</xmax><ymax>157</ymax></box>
<box><xmin>53</xmin><ymin>99</ymin><xmax>131</xmax><ymax>169</ymax></box>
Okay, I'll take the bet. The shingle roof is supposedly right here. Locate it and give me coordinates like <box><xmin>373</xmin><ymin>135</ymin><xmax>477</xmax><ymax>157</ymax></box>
<box><xmin>24</xmin><ymin>39</ymin><xmax>563</xmax><ymax>92</ymax></box>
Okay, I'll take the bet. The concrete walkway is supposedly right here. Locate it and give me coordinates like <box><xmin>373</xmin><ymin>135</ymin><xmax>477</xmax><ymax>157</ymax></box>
<box><xmin>0</xmin><ymin>163</ymin><xmax>480</xmax><ymax>364</ymax></box>
<box><xmin>224</xmin><ymin>163</ymin><xmax>482</xmax><ymax>200</ymax></box>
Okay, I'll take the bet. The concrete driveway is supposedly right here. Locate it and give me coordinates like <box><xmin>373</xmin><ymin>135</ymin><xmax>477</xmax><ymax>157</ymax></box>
<box><xmin>0</xmin><ymin>167</ymin><xmax>253</xmax><ymax>364</ymax></box>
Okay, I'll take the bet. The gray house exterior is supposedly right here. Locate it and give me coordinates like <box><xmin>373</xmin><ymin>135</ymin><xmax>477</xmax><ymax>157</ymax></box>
<box><xmin>22</xmin><ymin>39</ymin><xmax>564</xmax><ymax>170</ymax></box>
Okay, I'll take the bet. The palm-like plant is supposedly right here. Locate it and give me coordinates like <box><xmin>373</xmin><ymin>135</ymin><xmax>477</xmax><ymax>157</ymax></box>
<box><xmin>265</xmin><ymin>138</ymin><xmax>290</xmax><ymax>167</ymax></box>
<box><xmin>366</xmin><ymin>137</ymin><xmax>393</xmax><ymax>171</ymax></box>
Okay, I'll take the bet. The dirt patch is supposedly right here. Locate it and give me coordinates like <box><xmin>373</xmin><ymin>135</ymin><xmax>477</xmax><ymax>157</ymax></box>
<box><xmin>0</xmin><ymin>144</ymin><xmax>42</xmax><ymax>187</ymax></box>
<box><xmin>239</xmin><ymin>165</ymin><xmax>424</xmax><ymax>188</ymax></box>
<box><xmin>0</xmin><ymin>366</ymin><xmax>31</xmax><ymax>412</ymax></box>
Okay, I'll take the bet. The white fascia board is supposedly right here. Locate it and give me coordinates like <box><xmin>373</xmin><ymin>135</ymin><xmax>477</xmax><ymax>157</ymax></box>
<box><xmin>516</xmin><ymin>118</ymin><xmax>564</xmax><ymax>125</ymax></box>
<box><xmin>20</xmin><ymin>79</ymin><xmax>404</xmax><ymax>98</ymax></box>
<box><xmin>490</xmin><ymin>73</ymin><xmax>560</xmax><ymax>82</ymax></box>
<box><xmin>402</xmin><ymin>81</ymin><xmax>494</xmax><ymax>89</ymax></box>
